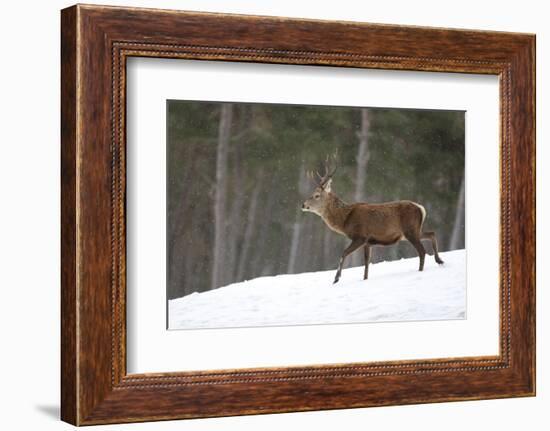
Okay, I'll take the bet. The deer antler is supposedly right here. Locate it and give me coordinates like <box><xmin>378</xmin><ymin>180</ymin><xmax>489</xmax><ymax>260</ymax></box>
<box><xmin>315</xmin><ymin>151</ymin><xmax>338</xmax><ymax>188</ymax></box>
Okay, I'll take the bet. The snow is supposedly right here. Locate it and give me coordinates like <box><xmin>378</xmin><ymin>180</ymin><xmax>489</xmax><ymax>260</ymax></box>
<box><xmin>169</xmin><ymin>249</ymin><xmax>466</xmax><ymax>330</ymax></box>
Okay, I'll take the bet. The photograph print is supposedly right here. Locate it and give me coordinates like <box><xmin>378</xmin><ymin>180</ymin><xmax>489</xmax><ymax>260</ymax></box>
<box><xmin>167</xmin><ymin>100</ymin><xmax>465</xmax><ymax>330</ymax></box>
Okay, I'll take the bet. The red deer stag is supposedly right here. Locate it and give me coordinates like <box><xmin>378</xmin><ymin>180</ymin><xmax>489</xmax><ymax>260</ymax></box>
<box><xmin>302</xmin><ymin>155</ymin><xmax>444</xmax><ymax>284</ymax></box>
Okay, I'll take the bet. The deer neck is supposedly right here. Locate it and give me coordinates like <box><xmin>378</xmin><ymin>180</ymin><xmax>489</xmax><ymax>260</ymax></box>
<box><xmin>319</xmin><ymin>193</ymin><xmax>350</xmax><ymax>235</ymax></box>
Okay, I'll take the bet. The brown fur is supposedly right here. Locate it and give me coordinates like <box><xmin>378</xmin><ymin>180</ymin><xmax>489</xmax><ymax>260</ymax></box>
<box><xmin>303</xmin><ymin>183</ymin><xmax>444</xmax><ymax>284</ymax></box>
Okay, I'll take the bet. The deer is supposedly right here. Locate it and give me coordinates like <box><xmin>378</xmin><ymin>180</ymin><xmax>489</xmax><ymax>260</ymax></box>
<box><xmin>301</xmin><ymin>155</ymin><xmax>444</xmax><ymax>284</ymax></box>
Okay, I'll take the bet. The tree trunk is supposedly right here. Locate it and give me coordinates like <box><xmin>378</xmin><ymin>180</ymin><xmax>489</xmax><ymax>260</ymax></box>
<box><xmin>287</xmin><ymin>220</ymin><xmax>302</xmax><ymax>274</ymax></box>
<box><xmin>354</xmin><ymin>108</ymin><xmax>371</xmax><ymax>202</ymax></box>
<box><xmin>211</xmin><ymin>103</ymin><xmax>233</xmax><ymax>289</ymax></box>
<box><xmin>251</xmin><ymin>186</ymin><xmax>276</xmax><ymax>277</ymax></box>
<box><xmin>236</xmin><ymin>172</ymin><xmax>263</xmax><ymax>281</ymax></box>
<box><xmin>287</xmin><ymin>167</ymin><xmax>309</xmax><ymax>274</ymax></box>
<box><xmin>322</xmin><ymin>226</ymin><xmax>333</xmax><ymax>269</ymax></box>
<box><xmin>225</xmin><ymin>142</ymin><xmax>245</xmax><ymax>283</ymax></box>
<box><xmin>167</xmin><ymin>141</ymin><xmax>193</xmax><ymax>299</ymax></box>
<box><xmin>351</xmin><ymin>108</ymin><xmax>371</xmax><ymax>266</ymax></box>
<box><xmin>449</xmin><ymin>174</ymin><xmax>466</xmax><ymax>251</ymax></box>
<box><xmin>298</xmin><ymin>217</ymin><xmax>315</xmax><ymax>273</ymax></box>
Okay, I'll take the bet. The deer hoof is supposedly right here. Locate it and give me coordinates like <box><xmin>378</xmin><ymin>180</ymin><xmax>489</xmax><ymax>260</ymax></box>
<box><xmin>436</xmin><ymin>259</ymin><xmax>444</xmax><ymax>265</ymax></box>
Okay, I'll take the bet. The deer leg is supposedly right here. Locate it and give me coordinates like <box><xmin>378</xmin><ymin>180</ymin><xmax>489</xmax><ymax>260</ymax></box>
<box><xmin>421</xmin><ymin>231</ymin><xmax>444</xmax><ymax>265</ymax></box>
<box><xmin>334</xmin><ymin>238</ymin><xmax>365</xmax><ymax>284</ymax></box>
<box><xmin>363</xmin><ymin>244</ymin><xmax>371</xmax><ymax>280</ymax></box>
<box><xmin>405</xmin><ymin>233</ymin><xmax>426</xmax><ymax>271</ymax></box>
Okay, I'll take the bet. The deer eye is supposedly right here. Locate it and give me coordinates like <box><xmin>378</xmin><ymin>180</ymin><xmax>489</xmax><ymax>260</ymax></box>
<box><xmin>314</xmin><ymin>194</ymin><xmax>320</xmax><ymax>199</ymax></box>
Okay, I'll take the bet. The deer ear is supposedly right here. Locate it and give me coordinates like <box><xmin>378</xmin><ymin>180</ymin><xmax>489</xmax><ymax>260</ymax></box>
<box><xmin>323</xmin><ymin>178</ymin><xmax>332</xmax><ymax>192</ymax></box>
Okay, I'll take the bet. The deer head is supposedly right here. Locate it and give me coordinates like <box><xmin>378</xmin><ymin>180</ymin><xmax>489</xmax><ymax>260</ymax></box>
<box><xmin>302</xmin><ymin>153</ymin><xmax>338</xmax><ymax>215</ymax></box>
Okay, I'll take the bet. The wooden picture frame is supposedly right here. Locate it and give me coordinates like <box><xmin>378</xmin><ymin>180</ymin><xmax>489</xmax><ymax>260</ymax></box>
<box><xmin>61</xmin><ymin>4</ymin><xmax>535</xmax><ymax>425</ymax></box>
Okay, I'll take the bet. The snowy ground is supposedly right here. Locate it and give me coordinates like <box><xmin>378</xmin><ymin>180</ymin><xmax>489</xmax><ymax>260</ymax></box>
<box><xmin>169</xmin><ymin>249</ymin><xmax>466</xmax><ymax>330</ymax></box>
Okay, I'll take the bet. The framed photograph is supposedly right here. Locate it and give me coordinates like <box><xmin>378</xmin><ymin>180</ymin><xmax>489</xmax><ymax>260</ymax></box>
<box><xmin>61</xmin><ymin>4</ymin><xmax>535</xmax><ymax>425</ymax></box>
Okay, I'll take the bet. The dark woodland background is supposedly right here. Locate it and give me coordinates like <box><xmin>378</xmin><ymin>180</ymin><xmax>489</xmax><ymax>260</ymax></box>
<box><xmin>167</xmin><ymin>101</ymin><xmax>465</xmax><ymax>300</ymax></box>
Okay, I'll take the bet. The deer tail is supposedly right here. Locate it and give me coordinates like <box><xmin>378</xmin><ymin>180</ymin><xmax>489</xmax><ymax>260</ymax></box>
<box><xmin>412</xmin><ymin>202</ymin><xmax>427</xmax><ymax>231</ymax></box>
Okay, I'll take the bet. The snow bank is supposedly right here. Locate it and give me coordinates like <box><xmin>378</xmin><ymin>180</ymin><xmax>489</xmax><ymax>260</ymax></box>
<box><xmin>169</xmin><ymin>249</ymin><xmax>466</xmax><ymax>330</ymax></box>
